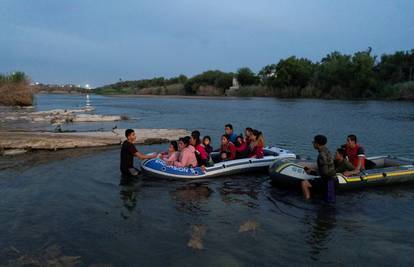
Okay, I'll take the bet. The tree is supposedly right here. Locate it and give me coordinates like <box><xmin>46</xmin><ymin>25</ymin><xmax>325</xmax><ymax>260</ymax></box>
<box><xmin>350</xmin><ymin>49</ymin><xmax>377</xmax><ymax>96</ymax></box>
<box><xmin>315</xmin><ymin>51</ymin><xmax>353</xmax><ymax>94</ymax></box>
<box><xmin>236</xmin><ymin>67</ymin><xmax>259</xmax><ymax>86</ymax></box>
<box><xmin>274</xmin><ymin>56</ymin><xmax>315</xmax><ymax>88</ymax></box>
<box><xmin>376</xmin><ymin>50</ymin><xmax>414</xmax><ymax>83</ymax></box>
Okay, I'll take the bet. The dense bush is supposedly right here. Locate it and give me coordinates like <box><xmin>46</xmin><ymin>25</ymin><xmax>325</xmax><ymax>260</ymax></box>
<box><xmin>0</xmin><ymin>72</ymin><xmax>33</xmax><ymax>106</ymax></box>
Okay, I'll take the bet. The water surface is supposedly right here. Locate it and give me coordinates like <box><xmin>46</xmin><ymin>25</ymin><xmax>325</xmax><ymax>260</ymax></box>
<box><xmin>1</xmin><ymin>94</ymin><xmax>413</xmax><ymax>266</ymax></box>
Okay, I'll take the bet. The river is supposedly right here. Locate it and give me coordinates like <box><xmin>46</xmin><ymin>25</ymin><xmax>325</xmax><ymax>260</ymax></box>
<box><xmin>0</xmin><ymin>94</ymin><xmax>413</xmax><ymax>266</ymax></box>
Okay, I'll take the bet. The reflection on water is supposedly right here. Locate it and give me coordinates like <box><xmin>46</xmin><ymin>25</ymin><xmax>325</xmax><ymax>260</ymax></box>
<box><xmin>170</xmin><ymin>183</ymin><xmax>212</xmax><ymax>215</ymax></box>
<box><xmin>220</xmin><ymin>177</ymin><xmax>262</xmax><ymax>208</ymax></box>
<box><xmin>305</xmin><ymin>205</ymin><xmax>337</xmax><ymax>261</ymax></box>
<box><xmin>0</xmin><ymin>244</ymin><xmax>81</xmax><ymax>267</ymax></box>
<box><xmin>119</xmin><ymin>179</ymin><xmax>142</xmax><ymax>217</ymax></box>
<box><xmin>187</xmin><ymin>224</ymin><xmax>207</xmax><ymax>250</ymax></box>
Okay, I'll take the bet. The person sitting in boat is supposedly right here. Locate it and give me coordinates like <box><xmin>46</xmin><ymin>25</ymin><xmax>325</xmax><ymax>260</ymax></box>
<box><xmin>244</xmin><ymin>127</ymin><xmax>253</xmax><ymax>147</ymax></box>
<box><xmin>202</xmin><ymin>136</ymin><xmax>213</xmax><ymax>155</ymax></box>
<box><xmin>191</xmin><ymin>130</ymin><xmax>208</xmax><ymax>169</ymax></box>
<box><xmin>249</xmin><ymin>130</ymin><xmax>264</xmax><ymax>158</ymax></box>
<box><xmin>225</xmin><ymin>124</ymin><xmax>238</xmax><ymax>143</ymax></box>
<box><xmin>171</xmin><ymin>136</ymin><xmax>198</xmax><ymax>168</ymax></box>
<box><xmin>120</xmin><ymin>129</ymin><xmax>157</xmax><ymax>177</ymax></box>
<box><xmin>342</xmin><ymin>134</ymin><xmax>366</xmax><ymax>176</ymax></box>
<box><xmin>235</xmin><ymin>134</ymin><xmax>249</xmax><ymax>159</ymax></box>
<box><xmin>220</xmin><ymin>134</ymin><xmax>237</xmax><ymax>161</ymax></box>
<box><xmin>159</xmin><ymin>141</ymin><xmax>179</xmax><ymax>165</ymax></box>
<box><xmin>334</xmin><ymin>147</ymin><xmax>355</xmax><ymax>173</ymax></box>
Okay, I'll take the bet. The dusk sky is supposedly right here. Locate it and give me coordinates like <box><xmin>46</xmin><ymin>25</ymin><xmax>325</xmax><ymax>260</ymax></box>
<box><xmin>1</xmin><ymin>0</ymin><xmax>413</xmax><ymax>87</ymax></box>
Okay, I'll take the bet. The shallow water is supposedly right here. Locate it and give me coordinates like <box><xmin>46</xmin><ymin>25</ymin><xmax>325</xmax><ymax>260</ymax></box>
<box><xmin>1</xmin><ymin>94</ymin><xmax>414</xmax><ymax>266</ymax></box>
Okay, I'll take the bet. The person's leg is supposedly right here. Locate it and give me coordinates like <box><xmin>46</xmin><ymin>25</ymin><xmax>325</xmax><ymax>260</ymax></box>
<box><xmin>301</xmin><ymin>180</ymin><xmax>312</xmax><ymax>199</ymax></box>
<box><xmin>128</xmin><ymin>168</ymin><xmax>140</xmax><ymax>176</ymax></box>
<box><xmin>324</xmin><ymin>178</ymin><xmax>336</xmax><ymax>204</ymax></box>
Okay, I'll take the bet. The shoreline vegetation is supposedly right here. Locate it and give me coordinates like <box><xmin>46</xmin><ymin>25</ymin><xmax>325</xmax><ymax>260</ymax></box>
<box><xmin>0</xmin><ymin>72</ymin><xmax>33</xmax><ymax>106</ymax></box>
<box><xmin>94</xmin><ymin>48</ymin><xmax>414</xmax><ymax>100</ymax></box>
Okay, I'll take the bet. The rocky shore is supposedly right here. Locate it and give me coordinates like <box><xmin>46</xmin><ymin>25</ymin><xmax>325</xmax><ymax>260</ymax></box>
<box><xmin>0</xmin><ymin>128</ymin><xmax>190</xmax><ymax>155</ymax></box>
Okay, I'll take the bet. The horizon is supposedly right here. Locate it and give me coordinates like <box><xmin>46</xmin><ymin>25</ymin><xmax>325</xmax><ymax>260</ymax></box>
<box><xmin>1</xmin><ymin>0</ymin><xmax>414</xmax><ymax>87</ymax></box>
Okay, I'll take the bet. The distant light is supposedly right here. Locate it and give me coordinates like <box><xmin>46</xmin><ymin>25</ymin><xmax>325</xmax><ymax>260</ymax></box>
<box><xmin>35</xmin><ymin>82</ymin><xmax>39</xmax><ymax>85</ymax></box>
<box><xmin>85</xmin><ymin>84</ymin><xmax>90</xmax><ymax>89</ymax></box>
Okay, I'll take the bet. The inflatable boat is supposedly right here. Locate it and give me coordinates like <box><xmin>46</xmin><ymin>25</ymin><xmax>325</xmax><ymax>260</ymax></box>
<box><xmin>269</xmin><ymin>156</ymin><xmax>414</xmax><ymax>189</ymax></box>
<box><xmin>141</xmin><ymin>146</ymin><xmax>296</xmax><ymax>179</ymax></box>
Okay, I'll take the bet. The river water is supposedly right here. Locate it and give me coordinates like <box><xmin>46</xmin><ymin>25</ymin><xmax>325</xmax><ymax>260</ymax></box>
<box><xmin>1</xmin><ymin>94</ymin><xmax>413</xmax><ymax>266</ymax></box>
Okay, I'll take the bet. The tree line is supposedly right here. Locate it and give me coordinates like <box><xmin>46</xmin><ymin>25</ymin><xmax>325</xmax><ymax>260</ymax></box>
<box><xmin>93</xmin><ymin>48</ymin><xmax>414</xmax><ymax>99</ymax></box>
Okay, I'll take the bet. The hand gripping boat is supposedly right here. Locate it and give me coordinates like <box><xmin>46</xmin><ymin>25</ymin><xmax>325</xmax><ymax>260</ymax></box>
<box><xmin>269</xmin><ymin>156</ymin><xmax>414</xmax><ymax>190</ymax></box>
<box><xmin>141</xmin><ymin>146</ymin><xmax>296</xmax><ymax>179</ymax></box>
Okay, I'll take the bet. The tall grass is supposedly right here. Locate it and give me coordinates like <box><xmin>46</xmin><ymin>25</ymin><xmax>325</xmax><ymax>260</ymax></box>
<box><xmin>0</xmin><ymin>72</ymin><xmax>33</xmax><ymax>106</ymax></box>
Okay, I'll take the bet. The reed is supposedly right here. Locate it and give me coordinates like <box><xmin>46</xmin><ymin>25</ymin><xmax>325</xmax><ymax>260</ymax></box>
<box><xmin>0</xmin><ymin>72</ymin><xmax>33</xmax><ymax>106</ymax></box>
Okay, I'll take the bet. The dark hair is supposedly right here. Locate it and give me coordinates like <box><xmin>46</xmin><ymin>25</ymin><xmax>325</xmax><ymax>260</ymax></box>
<box><xmin>203</xmin><ymin>136</ymin><xmax>211</xmax><ymax>142</ymax></box>
<box><xmin>191</xmin><ymin>130</ymin><xmax>201</xmax><ymax>146</ymax></box>
<box><xmin>171</xmin><ymin>141</ymin><xmax>178</xmax><ymax>151</ymax></box>
<box><xmin>125</xmin><ymin>129</ymin><xmax>134</xmax><ymax>138</ymax></box>
<box><xmin>182</xmin><ymin>136</ymin><xmax>191</xmax><ymax>146</ymax></box>
<box><xmin>245</xmin><ymin>127</ymin><xmax>253</xmax><ymax>133</ymax></box>
<box><xmin>336</xmin><ymin>147</ymin><xmax>346</xmax><ymax>158</ymax></box>
<box><xmin>252</xmin><ymin>129</ymin><xmax>262</xmax><ymax>137</ymax></box>
<box><xmin>347</xmin><ymin>134</ymin><xmax>357</xmax><ymax>143</ymax></box>
<box><xmin>221</xmin><ymin>134</ymin><xmax>230</xmax><ymax>141</ymax></box>
<box><xmin>225</xmin><ymin>124</ymin><xmax>233</xmax><ymax>130</ymax></box>
<box><xmin>313</xmin><ymin>135</ymin><xmax>327</xmax><ymax>146</ymax></box>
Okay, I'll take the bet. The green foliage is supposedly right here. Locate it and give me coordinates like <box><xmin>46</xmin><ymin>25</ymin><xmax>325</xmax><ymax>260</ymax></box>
<box><xmin>184</xmin><ymin>70</ymin><xmax>233</xmax><ymax>95</ymax></box>
<box><xmin>274</xmin><ymin>56</ymin><xmax>315</xmax><ymax>88</ymax></box>
<box><xmin>376</xmin><ymin>50</ymin><xmax>414</xmax><ymax>84</ymax></box>
<box><xmin>349</xmin><ymin>49</ymin><xmax>377</xmax><ymax>97</ymax></box>
<box><xmin>93</xmin><ymin>47</ymin><xmax>414</xmax><ymax>99</ymax></box>
<box><xmin>94</xmin><ymin>75</ymin><xmax>186</xmax><ymax>94</ymax></box>
<box><xmin>236</xmin><ymin>67</ymin><xmax>259</xmax><ymax>86</ymax></box>
<box><xmin>0</xmin><ymin>71</ymin><xmax>28</xmax><ymax>85</ymax></box>
<box><xmin>316</xmin><ymin>51</ymin><xmax>354</xmax><ymax>95</ymax></box>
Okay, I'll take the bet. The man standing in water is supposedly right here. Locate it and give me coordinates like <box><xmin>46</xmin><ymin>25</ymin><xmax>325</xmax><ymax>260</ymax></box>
<box><xmin>303</xmin><ymin>135</ymin><xmax>337</xmax><ymax>204</ymax></box>
<box><xmin>120</xmin><ymin>129</ymin><xmax>157</xmax><ymax>177</ymax></box>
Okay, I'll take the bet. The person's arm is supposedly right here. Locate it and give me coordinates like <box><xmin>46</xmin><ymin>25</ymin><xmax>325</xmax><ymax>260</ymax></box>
<box><xmin>344</xmin><ymin>156</ymin><xmax>364</xmax><ymax>176</ymax></box>
<box><xmin>134</xmin><ymin>151</ymin><xmax>157</xmax><ymax>160</ymax></box>
<box><xmin>304</xmin><ymin>166</ymin><xmax>318</xmax><ymax>175</ymax></box>
<box><xmin>255</xmin><ymin>145</ymin><xmax>264</xmax><ymax>158</ymax></box>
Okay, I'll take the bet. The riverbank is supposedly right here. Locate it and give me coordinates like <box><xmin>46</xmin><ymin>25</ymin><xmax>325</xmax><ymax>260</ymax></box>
<box><xmin>0</xmin><ymin>128</ymin><xmax>190</xmax><ymax>155</ymax></box>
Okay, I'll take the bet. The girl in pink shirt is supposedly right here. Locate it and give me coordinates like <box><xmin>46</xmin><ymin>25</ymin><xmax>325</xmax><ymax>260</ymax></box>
<box><xmin>171</xmin><ymin>136</ymin><xmax>198</xmax><ymax>168</ymax></box>
<box><xmin>159</xmin><ymin>141</ymin><xmax>179</xmax><ymax>165</ymax></box>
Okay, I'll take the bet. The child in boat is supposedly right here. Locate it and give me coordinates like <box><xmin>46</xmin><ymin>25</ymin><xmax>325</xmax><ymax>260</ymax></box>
<box><xmin>220</xmin><ymin>134</ymin><xmax>236</xmax><ymax>161</ymax></box>
<box><xmin>191</xmin><ymin>130</ymin><xmax>208</xmax><ymax>169</ymax></box>
<box><xmin>171</xmin><ymin>136</ymin><xmax>198</xmax><ymax>168</ymax></box>
<box><xmin>235</xmin><ymin>135</ymin><xmax>249</xmax><ymax>159</ymax></box>
<box><xmin>244</xmin><ymin>127</ymin><xmax>253</xmax><ymax>147</ymax></box>
<box><xmin>159</xmin><ymin>141</ymin><xmax>179</xmax><ymax>165</ymax></box>
<box><xmin>202</xmin><ymin>136</ymin><xmax>213</xmax><ymax>155</ymax></box>
<box><xmin>249</xmin><ymin>130</ymin><xmax>264</xmax><ymax>158</ymax></box>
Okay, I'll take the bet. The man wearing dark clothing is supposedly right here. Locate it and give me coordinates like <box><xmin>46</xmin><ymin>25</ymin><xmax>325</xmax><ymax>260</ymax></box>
<box><xmin>120</xmin><ymin>129</ymin><xmax>157</xmax><ymax>177</ymax></box>
<box><xmin>303</xmin><ymin>135</ymin><xmax>336</xmax><ymax>203</ymax></box>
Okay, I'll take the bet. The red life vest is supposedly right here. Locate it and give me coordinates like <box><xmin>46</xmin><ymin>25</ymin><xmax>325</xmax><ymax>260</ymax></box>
<box><xmin>345</xmin><ymin>144</ymin><xmax>365</xmax><ymax>169</ymax></box>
